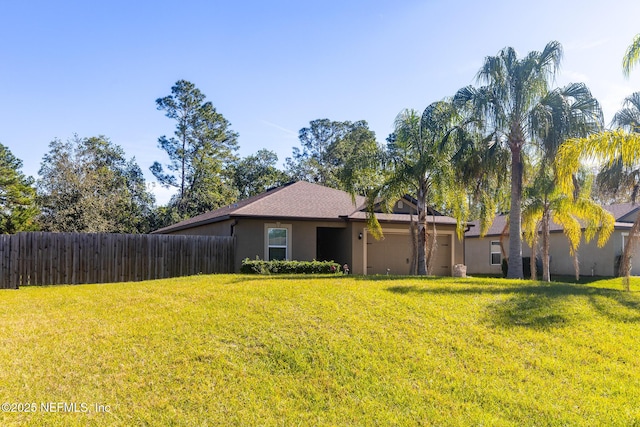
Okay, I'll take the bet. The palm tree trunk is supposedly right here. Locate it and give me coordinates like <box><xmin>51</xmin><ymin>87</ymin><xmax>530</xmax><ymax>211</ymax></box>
<box><xmin>426</xmin><ymin>216</ymin><xmax>437</xmax><ymax>275</ymax></box>
<box><xmin>417</xmin><ymin>186</ymin><xmax>428</xmax><ymax>275</ymax></box>
<box><xmin>619</xmin><ymin>214</ymin><xmax>640</xmax><ymax>291</ymax></box>
<box><xmin>409</xmin><ymin>214</ymin><xmax>418</xmax><ymax>275</ymax></box>
<box><xmin>530</xmin><ymin>222</ymin><xmax>539</xmax><ymax>281</ymax></box>
<box><xmin>542</xmin><ymin>210</ymin><xmax>551</xmax><ymax>282</ymax></box>
<box><xmin>507</xmin><ymin>145</ymin><xmax>524</xmax><ymax>279</ymax></box>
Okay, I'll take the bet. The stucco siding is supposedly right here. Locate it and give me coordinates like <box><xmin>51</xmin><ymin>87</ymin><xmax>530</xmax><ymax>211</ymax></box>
<box><xmin>460</xmin><ymin>235</ymin><xmax>504</xmax><ymax>275</ymax></box>
<box><xmin>466</xmin><ymin>230</ymin><xmax>639</xmax><ymax>277</ymax></box>
<box><xmin>350</xmin><ymin>223</ymin><xmax>367</xmax><ymax>275</ymax></box>
<box><xmin>234</xmin><ymin>219</ymin><xmax>348</xmax><ymax>271</ymax></box>
<box><xmin>162</xmin><ymin>216</ymin><xmax>465</xmax><ymax>276</ymax></box>
<box><xmin>164</xmin><ymin>220</ymin><xmax>233</xmax><ymax>237</ymax></box>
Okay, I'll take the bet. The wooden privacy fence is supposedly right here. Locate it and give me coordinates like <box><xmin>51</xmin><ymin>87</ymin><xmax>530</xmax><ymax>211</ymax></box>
<box><xmin>0</xmin><ymin>232</ymin><xmax>235</xmax><ymax>289</ymax></box>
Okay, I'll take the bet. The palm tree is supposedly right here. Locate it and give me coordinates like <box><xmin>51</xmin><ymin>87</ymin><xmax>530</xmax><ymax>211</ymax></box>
<box><xmin>447</xmin><ymin>103</ymin><xmax>511</xmax><ymax>238</ymax></box>
<box><xmin>366</xmin><ymin>101</ymin><xmax>469</xmax><ymax>275</ymax></box>
<box><xmin>454</xmin><ymin>41</ymin><xmax>563</xmax><ymax>278</ymax></box>
<box><xmin>597</xmin><ymin>92</ymin><xmax>640</xmax><ymax>204</ymax></box>
<box><xmin>523</xmin><ymin>169</ymin><xmax>614</xmax><ymax>282</ymax></box>
<box><xmin>612</xmin><ymin>92</ymin><xmax>640</xmax><ymax>133</ymax></box>
<box><xmin>623</xmin><ymin>34</ymin><xmax>640</xmax><ymax>77</ymax></box>
<box><xmin>556</xmin><ymin>127</ymin><xmax>640</xmax><ymax>290</ymax></box>
<box><xmin>523</xmin><ymin>83</ymin><xmax>607</xmax><ymax>282</ymax></box>
<box><xmin>584</xmin><ymin>92</ymin><xmax>640</xmax><ymax>289</ymax></box>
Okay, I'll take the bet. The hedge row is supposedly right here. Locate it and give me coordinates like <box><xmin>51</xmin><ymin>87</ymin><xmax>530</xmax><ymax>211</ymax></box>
<box><xmin>241</xmin><ymin>258</ymin><xmax>343</xmax><ymax>275</ymax></box>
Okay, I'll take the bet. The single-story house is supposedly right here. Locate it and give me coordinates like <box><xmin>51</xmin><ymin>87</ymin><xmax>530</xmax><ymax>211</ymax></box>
<box><xmin>153</xmin><ymin>181</ymin><xmax>465</xmax><ymax>275</ymax></box>
<box><xmin>465</xmin><ymin>203</ymin><xmax>640</xmax><ymax>277</ymax></box>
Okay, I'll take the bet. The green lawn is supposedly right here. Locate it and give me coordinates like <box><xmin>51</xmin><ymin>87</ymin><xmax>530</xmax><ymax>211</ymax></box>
<box><xmin>1</xmin><ymin>275</ymin><xmax>640</xmax><ymax>426</ymax></box>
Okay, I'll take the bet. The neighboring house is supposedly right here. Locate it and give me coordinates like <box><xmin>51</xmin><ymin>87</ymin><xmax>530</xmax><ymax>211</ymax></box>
<box><xmin>465</xmin><ymin>203</ymin><xmax>640</xmax><ymax>277</ymax></box>
<box><xmin>153</xmin><ymin>181</ymin><xmax>465</xmax><ymax>275</ymax></box>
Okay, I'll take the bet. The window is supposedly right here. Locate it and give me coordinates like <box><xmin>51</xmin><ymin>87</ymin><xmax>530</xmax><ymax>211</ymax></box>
<box><xmin>491</xmin><ymin>241</ymin><xmax>501</xmax><ymax>265</ymax></box>
<box><xmin>265</xmin><ymin>224</ymin><xmax>291</xmax><ymax>261</ymax></box>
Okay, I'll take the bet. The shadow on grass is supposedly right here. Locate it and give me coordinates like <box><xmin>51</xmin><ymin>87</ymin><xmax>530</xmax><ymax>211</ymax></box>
<box><xmin>221</xmin><ymin>274</ymin><xmax>640</xmax><ymax>327</ymax></box>
<box><xmin>386</xmin><ymin>282</ymin><xmax>640</xmax><ymax>328</ymax></box>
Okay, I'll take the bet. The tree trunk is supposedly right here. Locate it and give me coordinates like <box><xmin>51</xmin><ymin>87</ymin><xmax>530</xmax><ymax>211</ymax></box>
<box><xmin>507</xmin><ymin>145</ymin><xmax>524</xmax><ymax>279</ymax></box>
<box><xmin>409</xmin><ymin>214</ymin><xmax>418</xmax><ymax>275</ymax></box>
<box><xmin>180</xmin><ymin>123</ymin><xmax>188</xmax><ymax>203</ymax></box>
<box><xmin>417</xmin><ymin>185</ymin><xmax>428</xmax><ymax>275</ymax></box>
<box><xmin>530</xmin><ymin>222</ymin><xmax>539</xmax><ymax>281</ymax></box>
<box><xmin>542</xmin><ymin>209</ymin><xmax>551</xmax><ymax>282</ymax></box>
<box><xmin>426</xmin><ymin>216</ymin><xmax>438</xmax><ymax>275</ymax></box>
<box><xmin>619</xmin><ymin>214</ymin><xmax>640</xmax><ymax>291</ymax></box>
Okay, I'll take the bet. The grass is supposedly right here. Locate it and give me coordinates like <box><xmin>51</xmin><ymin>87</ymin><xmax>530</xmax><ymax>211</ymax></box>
<box><xmin>1</xmin><ymin>275</ymin><xmax>640</xmax><ymax>426</ymax></box>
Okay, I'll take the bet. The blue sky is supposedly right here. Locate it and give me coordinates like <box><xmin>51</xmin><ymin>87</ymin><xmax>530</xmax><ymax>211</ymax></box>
<box><xmin>1</xmin><ymin>0</ymin><xmax>639</xmax><ymax>204</ymax></box>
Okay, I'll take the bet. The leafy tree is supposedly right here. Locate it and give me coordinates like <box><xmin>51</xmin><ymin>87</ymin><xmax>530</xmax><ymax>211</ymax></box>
<box><xmin>364</xmin><ymin>101</ymin><xmax>470</xmax><ymax>275</ymax></box>
<box><xmin>454</xmin><ymin>41</ymin><xmax>563</xmax><ymax>279</ymax></box>
<box><xmin>37</xmin><ymin>135</ymin><xmax>155</xmax><ymax>233</ymax></box>
<box><xmin>286</xmin><ymin>119</ymin><xmax>384</xmax><ymax>194</ymax></box>
<box><xmin>232</xmin><ymin>149</ymin><xmax>290</xmax><ymax>199</ymax></box>
<box><xmin>0</xmin><ymin>143</ymin><xmax>38</xmax><ymax>233</ymax></box>
<box><xmin>152</xmin><ymin>80</ymin><xmax>239</xmax><ymax>218</ymax></box>
<box><xmin>623</xmin><ymin>34</ymin><xmax>640</xmax><ymax>77</ymax></box>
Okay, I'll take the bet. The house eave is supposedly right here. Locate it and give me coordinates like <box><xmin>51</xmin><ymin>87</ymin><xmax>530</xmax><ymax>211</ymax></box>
<box><xmin>151</xmin><ymin>215</ymin><xmax>233</xmax><ymax>234</ymax></box>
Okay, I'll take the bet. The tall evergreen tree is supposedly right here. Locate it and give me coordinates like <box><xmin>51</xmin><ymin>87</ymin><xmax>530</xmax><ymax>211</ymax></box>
<box><xmin>151</xmin><ymin>80</ymin><xmax>239</xmax><ymax>218</ymax></box>
<box><xmin>0</xmin><ymin>143</ymin><xmax>38</xmax><ymax>233</ymax></box>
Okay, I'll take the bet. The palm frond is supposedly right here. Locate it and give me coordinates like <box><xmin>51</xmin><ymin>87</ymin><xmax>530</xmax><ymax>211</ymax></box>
<box><xmin>612</xmin><ymin>91</ymin><xmax>640</xmax><ymax>132</ymax></box>
<box><xmin>538</xmin><ymin>40</ymin><xmax>563</xmax><ymax>77</ymax></box>
<box><xmin>623</xmin><ymin>34</ymin><xmax>640</xmax><ymax>77</ymax></box>
<box><xmin>556</xmin><ymin>130</ymin><xmax>640</xmax><ymax>195</ymax></box>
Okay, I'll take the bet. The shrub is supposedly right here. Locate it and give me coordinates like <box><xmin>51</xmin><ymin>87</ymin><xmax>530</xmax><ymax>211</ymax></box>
<box><xmin>241</xmin><ymin>258</ymin><xmax>342</xmax><ymax>275</ymax></box>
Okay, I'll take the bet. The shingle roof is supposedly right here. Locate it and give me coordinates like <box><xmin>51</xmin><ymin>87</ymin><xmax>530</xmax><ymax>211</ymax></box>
<box><xmin>153</xmin><ymin>181</ymin><xmax>367</xmax><ymax>233</ymax></box>
<box><xmin>152</xmin><ymin>181</ymin><xmax>463</xmax><ymax>234</ymax></box>
<box><xmin>465</xmin><ymin>203</ymin><xmax>640</xmax><ymax>238</ymax></box>
<box><xmin>233</xmin><ymin>181</ymin><xmax>366</xmax><ymax>219</ymax></box>
<box><xmin>604</xmin><ymin>203</ymin><xmax>640</xmax><ymax>222</ymax></box>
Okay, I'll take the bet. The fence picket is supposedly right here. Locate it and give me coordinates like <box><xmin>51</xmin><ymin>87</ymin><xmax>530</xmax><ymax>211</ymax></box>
<box><xmin>0</xmin><ymin>232</ymin><xmax>235</xmax><ymax>288</ymax></box>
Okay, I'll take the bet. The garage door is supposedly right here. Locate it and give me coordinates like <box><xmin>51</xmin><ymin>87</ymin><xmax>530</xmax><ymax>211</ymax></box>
<box><xmin>366</xmin><ymin>232</ymin><xmax>451</xmax><ymax>276</ymax></box>
<box><xmin>431</xmin><ymin>235</ymin><xmax>451</xmax><ymax>276</ymax></box>
<box><xmin>366</xmin><ymin>232</ymin><xmax>412</xmax><ymax>275</ymax></box>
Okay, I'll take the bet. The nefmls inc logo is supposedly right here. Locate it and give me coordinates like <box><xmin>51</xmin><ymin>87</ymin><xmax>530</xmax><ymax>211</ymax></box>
<box><xmin>40</xmin><ymin>402</ymin><xmax>89</xmax><ymax>413</ymax></box>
